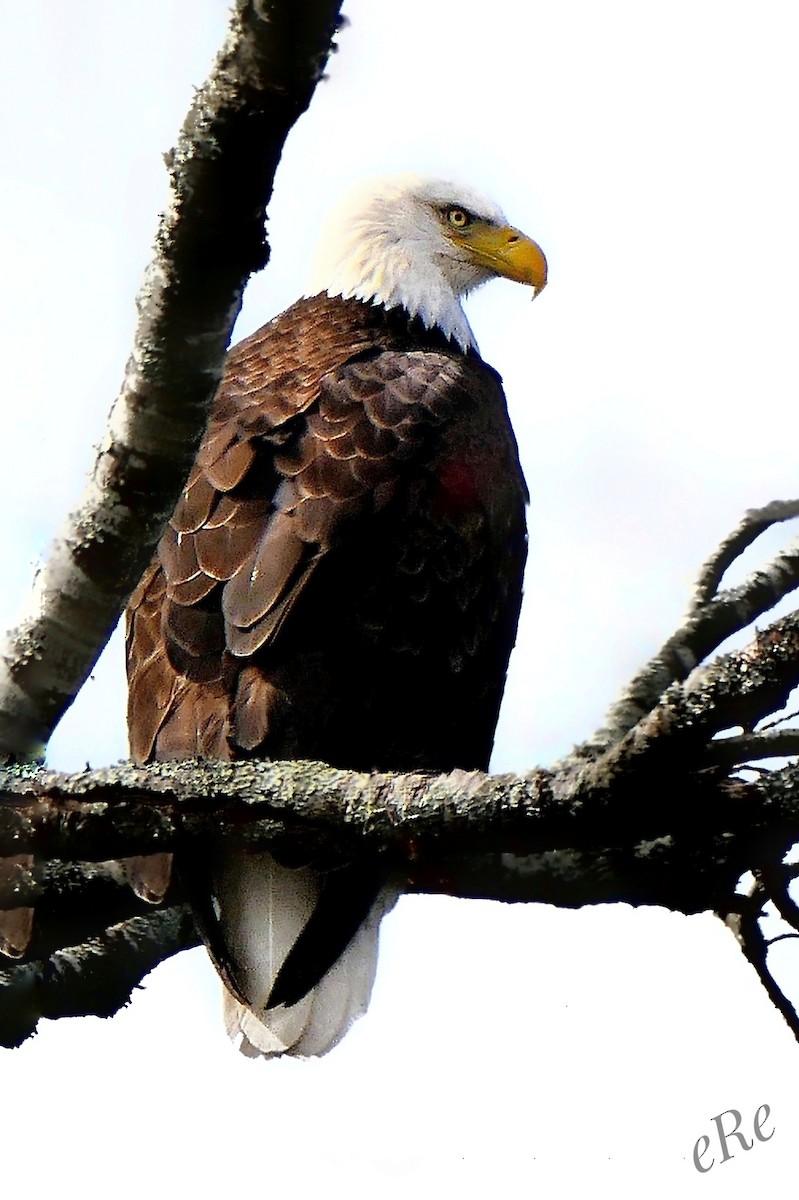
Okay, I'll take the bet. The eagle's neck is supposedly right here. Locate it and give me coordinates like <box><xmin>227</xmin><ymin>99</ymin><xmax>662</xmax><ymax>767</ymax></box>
<box><xmin>306</xmin><ymin>218</ymin><xmax>477</xmax><ymax>353</ymax></box>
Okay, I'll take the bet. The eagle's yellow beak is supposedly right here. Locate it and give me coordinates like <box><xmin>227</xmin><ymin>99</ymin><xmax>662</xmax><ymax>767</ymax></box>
<box><xmin>459</xmin><ymin>223</ymin><xmax>548</xmax><ymax>296</ymax></box>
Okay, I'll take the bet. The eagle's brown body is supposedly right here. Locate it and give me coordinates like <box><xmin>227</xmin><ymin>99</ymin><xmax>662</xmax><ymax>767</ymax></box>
<box><xmin>128</xmin><ymin>294</ymin><xmax>527</xmax><ymax>770</ymax></box>
<box><xmin>126</xmin><ymin>291</ymin><xmax>529</xmax><ymax>1051</ymax></box>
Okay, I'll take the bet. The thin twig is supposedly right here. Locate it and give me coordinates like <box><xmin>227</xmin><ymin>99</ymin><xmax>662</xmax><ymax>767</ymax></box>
<box><xmin>756</xmin><ymin>860</ymin><xmax>799</xmax><ymax>933</ymax></box>
<box><xmin>765</xmin><ymin>932</ymin><xmax>799</xmax><ymax>947</ymax></box>
<box><xmin>733</xmin><ymin>880</ymin><xmax>799</xmax><ymax>1040</ymax></box>
<box><xmin>757</xmin><ymin>707</ymin><xmax>799</xmax><ymax>732</ymax></box>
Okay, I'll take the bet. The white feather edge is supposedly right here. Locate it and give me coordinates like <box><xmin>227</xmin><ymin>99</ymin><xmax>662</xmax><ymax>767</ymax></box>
<box><xmin>214</xmin><ymin>850</ymin><xmax>399</xmax><ymax>1059</ymax></box>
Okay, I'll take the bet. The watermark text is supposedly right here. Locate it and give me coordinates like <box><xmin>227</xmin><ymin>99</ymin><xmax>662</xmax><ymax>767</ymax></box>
<box><xmin>693</xmin><ymin>1104</ymin><xmax>774</xmax><ymax>1172</ymax></box>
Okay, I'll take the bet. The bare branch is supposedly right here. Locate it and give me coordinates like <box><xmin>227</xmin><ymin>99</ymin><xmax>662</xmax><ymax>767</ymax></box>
<box><xmin>730</xmin><ymin>878</ymin><xmax>799</xmax><ymax>1041</ymax></box>
<box><xmin>0</xmin><ymin>907</ymin><xmax>199</xmax><ymax>1049</ymax></box>
<box><xmin>577</xmin><ymin>609</ymin><xmax>799</xmax><ymax>798</ymax></box>
<box><xmin>0</xmin><ymin>748</ymin><xmax>795</xmax><ymax>907</ymax></box>
<box><xmin>757</xmin><ymin>706</ymin><xmax>799</xmax><ymax>732</ymax></box>
<box><xmin>0</xmin><ymin>859</ymin><xmax>128</xmax><ymax>910</ymax></box>
<box><xmin>706</xmin><ymin>729</ymin><xmax>799</xmax><ymax>766</ymax></box>
<box><xmin>0</xmin><ymin>760</ymin><xmax>561</xmax><ymax>863</ymax></box>
<box><xmin>587</xmin><ymin>507</ymin><xmax>799</xmax><ymax>751</ymax></box>
<box><xmin>690</xmin><ymin>498</ymin><xmax>799</xmax><ymax>611</ymax></box>
<box><xmin>0</xmin><ymin>0</ymin><xmax>344</xmax><ymax>764</ymax></box>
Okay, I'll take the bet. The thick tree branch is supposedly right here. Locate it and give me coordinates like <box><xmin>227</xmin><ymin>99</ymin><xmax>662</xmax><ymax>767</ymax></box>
<box><xmin>0</xmin><ymin>907</ymin><xmax>199</xmax><ymax>1049</ymax></box>
<box><xmin>0</xmin><ymin>601</ymin><xmax>797</xmax><ymax>874</ymax></box>
<box><xmin>0</xmin><ymin>0</ymin><xmax>344</xmax><ymax>764</ymax></box>
<box><xmin>3</xmin><ymin>527</ymin><xmax>799</xmax><ymax>1038</ymax></box>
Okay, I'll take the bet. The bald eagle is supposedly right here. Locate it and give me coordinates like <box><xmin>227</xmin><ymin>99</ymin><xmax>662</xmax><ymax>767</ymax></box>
<box><xmin>126</xmin><ymin>175</ymin><xmax>547</xmax><ymax>1057</ymax></box>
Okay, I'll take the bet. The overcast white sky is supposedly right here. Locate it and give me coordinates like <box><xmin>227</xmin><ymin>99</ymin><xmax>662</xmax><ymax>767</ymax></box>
<box><xmin>2</xmin><ymin>2</ymin><xmax>799</xmax><ymax>1196</ymax></box>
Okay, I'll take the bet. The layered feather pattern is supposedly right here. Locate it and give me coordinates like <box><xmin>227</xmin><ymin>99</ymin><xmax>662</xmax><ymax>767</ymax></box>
<box><xmin>126</xmin><ymin>292</ymin><xmax>528</xmax><ymax>1056</ymax></box>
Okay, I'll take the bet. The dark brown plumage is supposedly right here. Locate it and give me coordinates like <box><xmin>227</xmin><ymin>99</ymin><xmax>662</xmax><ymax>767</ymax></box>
<box><xmin>127</xmin><ymin>295</ymin><xmax>527</xmax><ymax>1034</ymax></box>
<box><xmin>125</xmin><ymin>172</ymin><xmax>544</xmax><ymax>1057</ymax></box>
<box><xmin>128</xmin><ymin>296</ymin><xmax>527</xmax><ymax>774</ymax></box>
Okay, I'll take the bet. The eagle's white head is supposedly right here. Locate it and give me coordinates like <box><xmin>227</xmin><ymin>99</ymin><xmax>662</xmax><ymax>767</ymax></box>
<box><xmin>306</xmin><ymin>174</ymin><xmax>547</xmax><ymax>352</ymax></box>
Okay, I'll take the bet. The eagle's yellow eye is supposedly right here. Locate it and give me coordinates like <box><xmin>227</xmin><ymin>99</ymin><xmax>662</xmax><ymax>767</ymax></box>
<box><xmin>446</xmin><ymin>208</ymin><xmax>471</xmax><ymax>229</ymax></box>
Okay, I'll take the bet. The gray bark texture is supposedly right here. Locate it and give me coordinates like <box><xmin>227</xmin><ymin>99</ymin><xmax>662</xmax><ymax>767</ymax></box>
<box><xmin>0</xmin><ymin>0</ymin><xmax>344</xmax><ymax>763</ymax></box>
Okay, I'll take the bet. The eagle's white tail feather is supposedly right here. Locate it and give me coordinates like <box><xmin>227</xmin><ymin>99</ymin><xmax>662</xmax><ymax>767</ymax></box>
<box><xmin>214</xmin><ymin>850</ymin><xmax>397</xmax><ymax>1059</ymax></box>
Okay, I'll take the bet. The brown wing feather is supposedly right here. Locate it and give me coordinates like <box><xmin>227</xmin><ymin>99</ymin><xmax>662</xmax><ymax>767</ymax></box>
<box><xmin>126</xmin><ymin>293</ymin><xmax>376</xmax><ymax>760</ymax></box>
<box><xmin>171</xmin><ymin>468</ymin><xmax>217</xmax><ymax>534</ymax></box>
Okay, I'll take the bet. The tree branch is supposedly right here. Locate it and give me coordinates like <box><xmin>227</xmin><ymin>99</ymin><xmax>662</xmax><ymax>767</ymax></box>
<box><xmin>587</xmin><ymin>500</ymin><xmax>799</xmax><ymax>751</ymax></box>
<box><xmin>707</xmin><ymin>729</ymin><xmax>799</xmax><ymax>766</ymax></box>
<box><xmin>0</xmin><ymin>0</ymin><xmax>344</xmax><ymax>763</ymax></box>
<box><xmin>690</xmin><ymin>499</ymin><xmax>799</xmax><ymax>610</ymax></box>
<box><xmin>0</xmin><ymin>907</ymin><xmax>199</xmax><ymax>1049</ymax></box>
<box><xmin>4</xmin><ymin>518</ymin><xmax>799</xmax><ymax>1038</ymax></box>
<box><xmin>723</xmin><ymin>876</ymin><xmax>799</xmax><ymax>1042</ymax></box>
